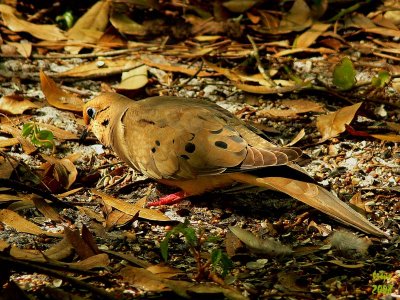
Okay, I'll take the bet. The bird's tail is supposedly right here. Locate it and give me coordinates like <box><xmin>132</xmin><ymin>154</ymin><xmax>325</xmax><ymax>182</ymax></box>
<box><xmin>228</xmin><ymin>173</ymin><xmax>388</xmax><ymax>237</ymax></box>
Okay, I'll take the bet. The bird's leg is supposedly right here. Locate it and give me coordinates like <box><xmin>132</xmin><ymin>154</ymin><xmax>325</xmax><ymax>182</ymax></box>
<box><xmin>147</xmin><ymin>191</ymin><xmax>187</xmax><ymax>206</ymax></box>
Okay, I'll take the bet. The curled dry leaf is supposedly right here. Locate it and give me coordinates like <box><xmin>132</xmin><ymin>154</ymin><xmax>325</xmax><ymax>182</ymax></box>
<box><xmin>0</xmin><ymin>95</ymin><xmax>38</xmax><ymax>115</ymax></box>
<box><xmin>40</xmin><ymin>71</ymin><xmax>84</xmax><ymax>112</ymax></box>
<box><xmin>0</xmin><ymin>4</ymin><xmax>65</xmax><ymax>41</ymax></box>
<box><xmin>115</xmin><ymin>65</ymin><xmax>148</xmax><ymax>91</ymax></box>
<box><xmin>316</xmin><ymin>102</ymin><xmax>362</xmax><ymax>142</ymax></box>
<box><xmin>42</xmin><ymin>155</ymin><xmax>78</xmax><ymax>191</ymax></box>
<box><xmin>0</xmin><ymin>209</ymin><xmax>62</xmax><ymax>237</ymax></box>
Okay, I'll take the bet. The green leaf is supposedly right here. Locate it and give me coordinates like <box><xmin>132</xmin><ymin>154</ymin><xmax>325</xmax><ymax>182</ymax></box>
<box><xmin>21</xmin><ymin>123</ymin><xmax>34</xmax><ymax>137</ymax></box>
<box><xmin>211</xmin><ymin>249</ymin><xmax>232</xmax><ymax>277</ymax></box>
<box><xmin>36</xmin><ymin>130</ymin><xmax>54</xmax><ymax>141</ymax></box>
<box><xmin>181</xmin><ymin>227</ymin><xmax>197</xmax><ymax>247</ymax></box>
<box><xmin>371</xmin><ymin>71</ymin><xmax>391</xmax><ymax>88</ymax></box>
<box><xmin>160</xmin><ymin>234</ymin><xmax>171</xmax><ymax>261</ymax></box>
<box><xmin>333</xmin><ymin>57</ymin><xmax>356</xmax><ymax>91</ymax></box>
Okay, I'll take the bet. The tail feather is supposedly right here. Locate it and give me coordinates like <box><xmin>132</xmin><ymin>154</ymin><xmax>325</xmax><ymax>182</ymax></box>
<box><xmin>229</xmin><ymin>173</ymin><xmax>388</xmax><ymax>237</ymax></box>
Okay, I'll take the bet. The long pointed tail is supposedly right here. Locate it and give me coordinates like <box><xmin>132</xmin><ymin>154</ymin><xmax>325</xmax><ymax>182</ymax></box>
<box><xmin>229</xmin><ymin>173</ymin><xmax>388</xmax><ymax>237</ymax></box>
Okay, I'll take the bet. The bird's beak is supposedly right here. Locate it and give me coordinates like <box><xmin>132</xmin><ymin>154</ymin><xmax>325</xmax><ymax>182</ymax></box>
<box><xmin>79</xmin><ymin>125</ymin><xmax>90</xmax><ymax>145</ymax></box>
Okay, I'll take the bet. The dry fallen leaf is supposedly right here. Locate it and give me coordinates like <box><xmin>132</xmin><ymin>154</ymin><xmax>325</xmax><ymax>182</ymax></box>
<box><xmin>6</xmin><ymin>41</ymin><xmax>32</xmax><ymax>58</ymax></box>
<box><xmin>0</xmin><ymin>209</ymin><xmax>62</xmax><ymax>237</ymax></box>
<box><xmin>40</xmin><ymin>71</ymin><xmax>84</xmax><ymax>112</ymax></box>
<box><xmin>65</xmin><ymin>0</ymin><xmax>110</xmax><ymax>53</ymax></box>
<box><xmin>42</xmin><ymin>155</ymin><xmax>78</xmax><ymax>191</ymax></box>
<box><xmin>110</xmin><ymin>11</ymin><xmax>146</xmax><ymax>36</ymax></box>
<box><xmin>142</xmin><ymin>55</ymin><xmax>213</xmax><ymax>77</ymax></box>
<box><xmin>91</xmin><ymin>189</ymin><xmax>170</xmax><ymax>222</ymax></box>
<box><xmin>294</xmin><ymin>22</ymin><xmax>330</xmax><ymax>48</ymax></box>
<box><xmin>316</xmin><ymin>102</ymin><xmax>362</xmax><ymax>142</ymax></box>
<box><xmin>0</xmin><ymin>95</ymin><xmax>38</xmax><ymax>115</ymax></box>
<box><xmin>259</xmin><ymin>99</ymin><xmax>324</xmax><ymax>118</ymax></box>
<box><xmin>0</xmin><ymin>4</ymin><xmax>65</xmax><ymax>41</ymax></box>
<box><xmin>115</xmin><ymin>65</ymin><xmax>148</xmax><ymax>90</ymax></box>
<box><xmin>229</xmin><ymin>226</ymin><xmax>293</xmax><ymax>256</ymax></box>
<box><xmin>0</xmin><ymin>238</ymin><xmax>73</xmax><ymax>262</ymax></box>
<box><xmin>58</xmin><ymin>58</ymin><xmax>143</xmax><ymax>78</ymax></box>
<box><xmin>66</xmin><ymin>253</ymin><xmax>110</xmax><ymax>270</ymax></box>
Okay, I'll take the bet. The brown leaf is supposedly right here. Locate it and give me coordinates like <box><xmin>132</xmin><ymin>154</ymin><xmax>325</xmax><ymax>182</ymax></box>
<box><xmin>0</xmin><ymin>95</ymin><xmax>38</xmax><ymax>115</ymax></box>
<box><xmin>0</xmin><ymin>4</ymin><xmax>65</xmax><ymax>41</ymax></box>
<box><xmin>0</xmin><ymin>156</ymin><xmax>15</xmax><ymax>179</ymax></box>
<box><xmin>222</xmin><ymin>0</ymin><xmax>257</xmax><ymax>13</ymax></box>
<box><xmin>64</xmin><ymin>227</ymin><xmax>97</xmax><ymax>259</ymax></box>
<box><xmin>105</xmin><ymin>210</ymin><xmax>136</xmax><ymax>230</ymax></box>
<box><xmin>32</xmin><ymin>196</ymin><xmax>62</xmax><ymax>222</ymax></box>
<box><xmin>6</xmin><ymin>41</ymin><xmax>32</xmax><ymax>57</ymax></box>
<box><xmin>229</xmin><ymin>226</ymin><xmax>293</xmax><ymax>256</ymax></box>
<box><xmin>110</xmin><ymin>11</ymin><xmax>146</xmax><ymax>36</ymax></box>
<box><xmin>2</xmin><ymin>238</ymin><xmax>73</xmax><ymax>262</ymax></box>
<box><xmin>66</xmin><ymin>0</ymin><xmax>110</xmax><ymax>53</ymax></box>
<box><xmin>91</xmin><ymin>189</ymin><xmax>170</xmax><ymax>221</ymax></box>
<box><xmin>370</xmin><ymin>133</ymin><xmax>400</xmax><ymax>142</ymax></box>
<box><xmin>42</xmin><ymin>155</ymin><xmax>78</xmax><ymax>190</ymax></box>
<box><xmin>58</xmin><ymin>57</ymin><xmax>143</xmax><ymax>78</ymax></box>
<box><xmin>295</xmin><ymin>22</ymin><xmax>330</xmax><ymax>49</ymax></box>
<box><xmin>316</xmin><ymin>103</ymin><xmax>362</xmax><ymax>142</ymax></box>
<box><xmin>259</xmin><ymin>99</ymin><xmax>324</xmax><ymax>118</ymax></box>
<box><xmin>0</xmin><ymin>209</ymin><xmax>62</xmax><ymax>237</ymax></box>
<box><xmin>119</xmin><ymin>266</ymin><xmax>170</xmax><ymax>292</ymax></box>
<box><xmin>328</xmin><ymin>259</ymin><xmax>364</xmax><ymax>268</ymax></box>
<box><xmin>67</xmin><ymin>253</ymin><xmax>110</xmax><ymax>270</ymax></box>
<box><xmin>142</xmin><ymin>55</ymin><xmax>213</xmax><ymax>77</ymax></box>
<box><xmin>279</xmin><ymin>0</ymin><xmax>312</xmax><ymax>32</ymax></box>
<box><xmin>225</xmin><ymin>229</ymin><xmax>243</xmax><ymax>257</ymax></box>
<box><xmin>40</xmin><ymin>71</ymin><xmax>83</xmax><ymax>112</ymax></box>
<box><xmin>0</xmin><ymin>123</ymin><xmax>36</xmax><ymax>154</ymax></box>
<box><xmin>349</xmin><ymin>192</ymin><xmax>372</xmax><ymax>214</ymax></box>
<box><xmin>37</xmin><ymin>123</ymin><xmax>78</xmax><ymax>140</ymax></box>
<box><xmin>146</xmin><ymin>264</ymin><xmax>183</xmax><ymax>279</ymax></box>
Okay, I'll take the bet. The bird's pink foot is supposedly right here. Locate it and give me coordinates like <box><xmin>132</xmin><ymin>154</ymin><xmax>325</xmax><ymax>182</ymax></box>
<box><xmin>147</xmin><ymin>191</ymin><xmax>187</xmax><ymax>207</ymax></box>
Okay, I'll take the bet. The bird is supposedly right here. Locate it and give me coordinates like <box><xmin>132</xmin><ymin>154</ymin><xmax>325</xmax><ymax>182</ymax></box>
<box><xmin>82</xmin><ymin>92</ymin><xmax>387</xmax><ymax>237</ymax></box>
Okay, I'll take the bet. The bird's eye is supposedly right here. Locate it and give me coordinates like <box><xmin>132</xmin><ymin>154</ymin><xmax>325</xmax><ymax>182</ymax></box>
<box><xmin>86</xmin><ymin>107</ymin><xmax>96</xmax><ymax>119</ymax></box>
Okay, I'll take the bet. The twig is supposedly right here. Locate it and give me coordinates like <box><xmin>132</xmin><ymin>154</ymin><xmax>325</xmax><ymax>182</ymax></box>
<box><xmin>327</xmin><ymin>0</ymin><xmax>372</xmax><ymax>22</ymax></box>
<box><xmin>247</xmin><ymin>35</ymin><xmax>276</xmax><ymax>87</ymax></box>
<box><xmin>176</xmin><ymin>60</ymin><xmax>204</xmax><ymax>90</ymax></box>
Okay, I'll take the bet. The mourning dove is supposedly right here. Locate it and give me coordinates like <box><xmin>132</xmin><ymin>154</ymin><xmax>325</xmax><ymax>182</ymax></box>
<box><xmin>83</xmin><ymin>93</ymin><xmax>387</xmax><ymax>237</ymax></box>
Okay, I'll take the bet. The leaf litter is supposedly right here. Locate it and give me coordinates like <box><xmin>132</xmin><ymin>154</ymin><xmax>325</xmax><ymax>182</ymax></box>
<box><xmin>0</xmin><ymin>0</ymin><xmax>399</xmax><ymax>299</ymax></box>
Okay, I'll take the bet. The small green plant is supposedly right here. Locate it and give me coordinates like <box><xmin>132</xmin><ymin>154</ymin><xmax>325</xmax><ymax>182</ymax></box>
<box><xmin>371</xmin><ymin>71</ymin><xmax>391</xmax><ymax>88</ymax></box>
<box><xmin>333</xmin><ymin>57</ymin><xmax>356</xmax><ymax>91</ymax></box>
<box><xmin>160</xmin><ymin>219</ymin><xmax>233</xmax><ymax>280</ymax></box>
<box><xmin>22</xmin><ymin>123</ymin><xmax>55</xmax><ymax>152</ymax></box>
<box><xmin>56</xmin><ymin>10</ymin><xmax>74</xmax><ymax>29</ymax></box>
